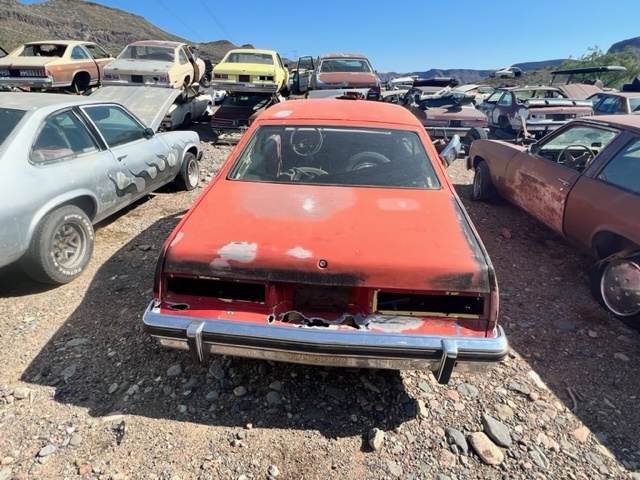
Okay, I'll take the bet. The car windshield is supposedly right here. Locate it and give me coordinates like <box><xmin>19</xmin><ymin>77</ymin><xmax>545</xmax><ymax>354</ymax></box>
<box><xmin>0</xmin><ymin>108</ymin><xmax>26</xmax><ymax>148</ymax></box>
<box><xmin>541</xmin><ymin>126</ymin><xmax>618</xmax><ymax>153</ymax></box>
<box><xmin>222</xmin><ymin>93</ymin><xmax>273</xmax><ymax>110</ymax></box>
<box><xmin>20</xmin><ymin>43</ymin><xmax>66</xmax><ymax>57</ymax></box>
<box><xmin>228</xmin><ymin>126</ymin><xmax>441</xmax><ymax>189</ymax></box>
<box><xmin>225</xmin><ymin>52</ymin><xmax>273</xmax><ymax>65</ymax></box>
<box><xmin>118</xmin><ymin>45</ymin><xmax>174</xmax><ymax>62</ymax></box>
<box><xmin>319</xmin><ymin>59</ymin><xmax>372</xmax><ymax>73</ymax></box>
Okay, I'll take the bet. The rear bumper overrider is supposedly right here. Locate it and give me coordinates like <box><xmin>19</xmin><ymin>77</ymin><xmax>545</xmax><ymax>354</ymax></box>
<box><xmin>142</xmin><ymin>301</ymin><xmax>509</xmax><ymax>384</ymax></box>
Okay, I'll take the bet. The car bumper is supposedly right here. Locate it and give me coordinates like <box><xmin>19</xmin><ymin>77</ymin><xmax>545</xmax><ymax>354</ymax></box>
<box><xmin>211</xmin><ymin>81</ymin><xmax>278</xmax><ymax>93</ymax></box>
<box><xmin>142</xmin><ymin>302</ymin><xmax>509</xmax><ymax>384</ymax></box>
<box><xmin>426</xmin><ymin>127</ymin><xmax>490</xmax><ymax>138</ymax></box>
<box><xmin>0</xmin><ymin>76</ymin><xmax>54</xmax><ymax>88</ymax></box>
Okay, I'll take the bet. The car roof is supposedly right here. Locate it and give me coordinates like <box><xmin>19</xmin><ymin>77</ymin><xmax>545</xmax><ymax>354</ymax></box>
<box><xmin>0</xmin><ymin>92</ymin><xmax>104</xmax><ymax>111</ymax></box>
<box><xmin>582</xmin><ymin>114</ymin><xmax>640</xmax><ymax>131</ymax></box>
<box><xmin>127</xmin><ymin>40</ymin><xmax>186</xmax><ymax>48</ymax></box>
<box><xmin>256</xmin><ymin>98</ymin><xmax>422</xmax><ymax>128</ymax></box>
<box><xmin>225</xmin><ymin>48</ymin><xmax>278</xmax><ymax>55</ymax></box>
<box><xmin>318</xmin><ymin>53</ymin><xmax>369</xmax><ymax>60</ymax></box>
<box><xmin>592</xmin><ymin>91</ymin><xmax>640</xmax><ymax>99</ymax></box>
<box><xmin>23</xmin><ymin>40</ymin><xmax>95</xmax><ymax>46</ymax></box>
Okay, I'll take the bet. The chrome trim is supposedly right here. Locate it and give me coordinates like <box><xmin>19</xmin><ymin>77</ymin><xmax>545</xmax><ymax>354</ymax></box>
<box><xmin>0</xmin><ymin>76</ymin><xmax>54</xmax><ymax>88</ymax></box>
<box><xmin>143</xmin><ymin>302</ymin><xmax>508</xmax><ymax>384</ymax></box>
<box><xmin>210</xmin><ymin>81</ymin><xmax>278</xmax><ymax>93</ymax></box>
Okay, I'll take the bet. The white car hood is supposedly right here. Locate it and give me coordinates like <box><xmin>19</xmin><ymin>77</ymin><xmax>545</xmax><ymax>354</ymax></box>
<box><xmin>90</xmin><ymin>86</ymin><xmax>181</xmax><ymax>131</ymax></box>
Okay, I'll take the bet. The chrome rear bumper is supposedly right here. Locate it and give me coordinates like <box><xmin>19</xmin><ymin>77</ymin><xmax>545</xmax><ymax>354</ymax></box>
<box><xmin>142</xmin><ymin>302</ymin><xmax>508</xmax><ymax>384</ymax></box>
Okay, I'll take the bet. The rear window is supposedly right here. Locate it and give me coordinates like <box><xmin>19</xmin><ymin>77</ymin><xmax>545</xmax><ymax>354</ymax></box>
<box><xmin>0</xmin><ymin>108</ymin><xmax>26</xmax><ymax>148</ymax></box>
<box><xmin>228</xmin><ymin>125</ymin><xmax>441</xmax><ymax>189</ymax></box>
<box><xmin>224</xmin><ymin>52</ymin><xmax>274</xmax><ymax>65</ymax></box>
<box><xmin>319</xmin><ymin>59</ymin><xmax>372</xmax><ymax>73</ymax></box>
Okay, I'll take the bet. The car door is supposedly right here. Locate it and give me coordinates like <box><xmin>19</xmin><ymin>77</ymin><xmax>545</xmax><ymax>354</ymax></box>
<box><xmin>563</xmin><ymin>134</ymin><xmax>640</xmax><ymax>251</ymax></box>
<box><xmin>29</xmin><ymin>108</ymin><xmax>123</xmax><ymax>218</ymax></box>
<box><xmin>479</xmin><ymin>91</ymin><xmax>502</xmax><ymax>127</ymax></box>
<box><xmin>295</xmin><ymin>56</ymin><xmax>314</xmax><ymax>94</ymax></box>
<box><xmin>70</xmin><ymin>44</ymin><xmax>100</xmax><ymax>82</ymax></box>
<box><xmin>84</xmin><ymin>43</ymin><xmax>113</xmax><ymax>78</ymax></box>
<box><xmin>81</xmin><ymin>104</ymin><xmax>180</xmax><ymax>204</ymax></box>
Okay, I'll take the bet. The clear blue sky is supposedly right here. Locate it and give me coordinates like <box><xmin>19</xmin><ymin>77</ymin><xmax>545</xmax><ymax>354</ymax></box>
<box><xmin>18</xmin><ymin>0</ymin><xmax>640</xmax><ymax>73</ymax></box>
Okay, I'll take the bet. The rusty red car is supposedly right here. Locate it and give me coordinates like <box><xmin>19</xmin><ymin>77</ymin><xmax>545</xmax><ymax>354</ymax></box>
<box><xmin>143</xmin><ymin>98</ymin><xmax>508</xmax><ymax>384</ymax></box>
<box><xmin>468</xmin><ymin>115</ymin><xmax>640</xmax><ymax>326</ymax></box>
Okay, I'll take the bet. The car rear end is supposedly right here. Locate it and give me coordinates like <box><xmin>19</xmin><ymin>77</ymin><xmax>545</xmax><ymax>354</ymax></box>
<box><xmin>144</xmin><ymin>99</ymin><xmax>507</xmax><ymax>384</ymax></box>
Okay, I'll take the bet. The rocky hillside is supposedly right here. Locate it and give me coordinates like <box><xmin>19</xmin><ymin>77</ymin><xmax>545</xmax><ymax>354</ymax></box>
<box><xmin>608</xmin><ymin>36</ymin><xmax>640</xmax><ymax>58</ymax></box>
<box><xmin>0</xmin><ymin>0</ymin><xmax>239</xmax><ymax>63</ymax></box>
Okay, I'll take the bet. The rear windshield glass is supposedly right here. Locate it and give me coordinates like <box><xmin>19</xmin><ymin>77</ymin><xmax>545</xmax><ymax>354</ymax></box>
<box><xmin>224</xmin><ymin>52</ymin><xmax>273</xmax><ymax>65</ymax></box>
<box><xmin>227</xmin><ymin>126</ymin><xmax>441</xmax><ymax>189</ymax></box>
<box><xmin>0</xmin><ymin>108</ymin><xmax>26</xmax><ymax>147</ymax></box>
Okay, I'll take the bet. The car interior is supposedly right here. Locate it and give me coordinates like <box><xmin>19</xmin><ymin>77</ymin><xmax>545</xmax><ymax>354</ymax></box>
<box><xmin>228</xmin><ymin>126</ymin><xmax>441</xmax><ymax>189</ymax></box>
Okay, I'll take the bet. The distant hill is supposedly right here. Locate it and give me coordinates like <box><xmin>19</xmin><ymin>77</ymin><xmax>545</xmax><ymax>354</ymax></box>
<box><xmin>608</xmin><ymin>36</ymin><xmax>640</xmax><ymax>57</ymax></box>
<box><xmin>0</xmin><ymin>0</ymin><xmax>240</xmax><ymax>63</ymax></box>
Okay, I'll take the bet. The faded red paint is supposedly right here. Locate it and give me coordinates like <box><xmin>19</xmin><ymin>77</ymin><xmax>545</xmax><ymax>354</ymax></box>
<box><xmin>157</xmin><ymin>99</ymin><xmax>498</xmax><ymax>338</ymax></box>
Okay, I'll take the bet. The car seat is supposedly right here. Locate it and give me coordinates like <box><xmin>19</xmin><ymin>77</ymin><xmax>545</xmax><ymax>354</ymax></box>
<box><xmin>262</xmin><ymin>134</ymin><xmax>282</xmax><ymax>178</ymax></box>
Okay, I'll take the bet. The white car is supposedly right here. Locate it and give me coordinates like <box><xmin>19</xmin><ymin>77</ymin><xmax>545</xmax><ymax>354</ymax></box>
<box><xmin>489</xmin><ymin>66</ymin><xmax>523</xmax><ymax>78</ymax></box>
<box><xmin>0</xmin><ymin>90</ymin><xmax>202</xmax><ymax>284</ymax></box>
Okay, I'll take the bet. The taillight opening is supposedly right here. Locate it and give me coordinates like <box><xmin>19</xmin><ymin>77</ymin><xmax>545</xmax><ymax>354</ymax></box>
<box><xmin>376</xmin><ymin>291</ymin><xmax>484</xmax><ymax>317</ymax></box>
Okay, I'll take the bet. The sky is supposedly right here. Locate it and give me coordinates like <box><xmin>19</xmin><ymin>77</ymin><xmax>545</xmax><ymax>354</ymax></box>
<box><xmin>18</xmin><ymin>0</ymin><xmax>640</xmax><ymax>73</ymax></box>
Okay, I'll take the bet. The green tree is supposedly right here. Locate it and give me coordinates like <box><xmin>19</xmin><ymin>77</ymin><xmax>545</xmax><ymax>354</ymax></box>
<box><xmin>558</xmin><ymin>46</ymin><xmax>640</xmax><ymax>89</ymax></box>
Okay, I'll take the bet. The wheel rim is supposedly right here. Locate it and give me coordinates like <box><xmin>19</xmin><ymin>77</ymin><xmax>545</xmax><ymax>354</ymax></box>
<box><xmin>187</xmin><ymin>160</ymin><xmax>199</xmax><ymax>187</ymax></box>
<box><xmin>53</xmin><ymin>222</ymin><xmax>87</xmax><ymax>269</ymax></box>
<box><xmin>473</xmin><ymin>168</ymin><xmax>482</xmax><ymax>197</ymax></box>
<box><xmin>600</xmin><ymin>259</ymin><xmax>640</xmax><ymax>317</ymax></box>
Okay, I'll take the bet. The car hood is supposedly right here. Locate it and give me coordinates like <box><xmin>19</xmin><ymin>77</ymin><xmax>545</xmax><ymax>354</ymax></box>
<box><xmin>315</xmin><ymin>72</ymin><xmax>379</xmax><ymax>88</ymax></box>
<box><xmin>104</xmin><ymin>58</ymin><xmax>173</xmax><ymax>74</ymax></box>
<box><xmin>90</xmin><ymin>86</ymin><xmax>181</xmax><ymax>131</ymax></box>
<box><xmin>163</xmin><ymin>182</ymin><xmax>491</xmax><ymax>292</ymax></box>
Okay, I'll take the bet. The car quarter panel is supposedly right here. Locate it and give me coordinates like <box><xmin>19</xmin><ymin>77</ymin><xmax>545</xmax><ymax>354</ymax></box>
<box><xmin>468</xmin><ymin>139</ymin><xmax>525</xmax><ymax>192</ymax></box>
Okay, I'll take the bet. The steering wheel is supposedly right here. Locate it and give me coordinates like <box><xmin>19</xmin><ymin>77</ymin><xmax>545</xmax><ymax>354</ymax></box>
<box><xmin>278</xmin><ymin>166</ymin><xmax>328</xmax><ymax>181</ymax></box>
<box><xmin>291</xmin><ymin>128</ymin><xmax>323</xmax><ymax>156</ymax></box>
<box><xmin>559</xmin><ymin>144</ymin><xmax>594</xmax><ymax>169</ymax></box>
<box><xmin>346</xmin><ymin>151</ymin><xmax>391</xmax><ymax>171</ymax></box>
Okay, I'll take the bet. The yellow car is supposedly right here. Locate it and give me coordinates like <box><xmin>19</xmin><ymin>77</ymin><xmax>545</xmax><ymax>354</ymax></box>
<box><xmin>212</xmin><ymin>48</ymin><xmax>290</xmax><ymax>96</ymax></box>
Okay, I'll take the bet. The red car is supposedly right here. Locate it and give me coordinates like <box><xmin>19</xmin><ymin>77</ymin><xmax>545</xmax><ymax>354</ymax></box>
<box><xmin>144</xmin><ymin>99</ymin><xmax>508</xmax><ymax>384</ymax></box>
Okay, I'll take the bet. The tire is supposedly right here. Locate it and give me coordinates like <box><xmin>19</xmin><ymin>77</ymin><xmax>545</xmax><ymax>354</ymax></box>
<box><xmin>463</xmin><ymin>126</ymin><xmax>488</xmax><ymax>151</ymax></box>
<box><xmin>472</xmin><ymin>160</ymin><xmax>497</xmax><ymax>201</ymax></box>
<box><xmin>182</xmin><ymin>112</ymin><xmax>192</xmax><ymax>129</ymax></box>
<box><xmin>176</xmin><ymin>152</ymin><xmax>199</xmax><ymax>191</ymax></box>
<box><xmin>20</xmin><ymin>206</ymin><xmax>94</xmax><ymax>284</ymax></box>
<box><xmin>65</xmin><ymin>73</ymin><xmax>90</xmax><ymax>94</ymax></box>
<box><xmin>590</xmin><ymin>252</ymin><xmax>640</xmax><ymax>329</ymax></box>
<box><xmin>280</xmin><ymin>85</ymin><xmax>291</xmax><ymax>98</ymax></box>
<box><xmin>199</xmin><ymin>75</ymin><xmax>211</xmax><ymax>88</ymax></box>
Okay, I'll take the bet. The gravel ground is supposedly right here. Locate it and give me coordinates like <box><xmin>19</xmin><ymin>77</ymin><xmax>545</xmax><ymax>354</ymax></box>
<box><xmin>0</xmin><ymin>118</ymin><xmax>639</xmax><ymax>480</ymax></box>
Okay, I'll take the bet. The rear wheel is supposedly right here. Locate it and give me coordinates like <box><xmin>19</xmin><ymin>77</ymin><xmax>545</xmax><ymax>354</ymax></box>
<box><xmin>463</xmin><ymin>127</ymin><xmax>488</xmax><ymax>152</ymax></box>
<box><xmin>176</xmin><ymin>152</ymin><xmax>199</xmax><ymax>191</ymax></box>
<box><xmin>591</xmin><ymin>252</ymin><xmax>640</xmax><ymax>329</ymax></box>
<box><xmin>21</xmin><ymin>206</ymin><xmax>94</xmax><ymax>284</ymax></box>
<box><xmin>65</xmin><ymin>72</ymin><xmax>90</xmax><ymax>94</ymax></box>
<box><xmin>472</xmin><ymin>160</ymin><xmax>497</xmax><ymax>201</ymax></box>
<box><xmin>498</xmin><ymin>116</ymin><xmax>512</xmax><ymax>132</ymax></box>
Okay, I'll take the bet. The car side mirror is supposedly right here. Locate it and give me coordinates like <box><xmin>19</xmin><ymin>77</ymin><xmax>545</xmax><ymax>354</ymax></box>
<box><xmin>528</xmin><ymin>142</ymin><xmax>540</xmax><ymax>155</ymax></box>
<box><xmin>437</xmin><ymin>135</ymin><xmax>462</xmax><ymax>168</ymax></box>
<box><xmin>144</xmin><ymin>127</ymin><xmax>155</xmax><ymax>139</ymax></box>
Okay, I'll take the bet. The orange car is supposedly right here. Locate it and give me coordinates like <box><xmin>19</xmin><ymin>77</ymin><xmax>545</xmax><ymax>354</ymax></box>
<box><xmin>143</xmin><ymin>99</ymin><xmax>508</xmax><ymax>384</ymax></box>
<box><xmin>0</xmin><ymin>40</ymin><xmax>114</xmax><ymax>92</ymax></box>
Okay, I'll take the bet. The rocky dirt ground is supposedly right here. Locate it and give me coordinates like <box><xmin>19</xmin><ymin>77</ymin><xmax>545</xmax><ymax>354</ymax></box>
<box><xmin>0</xmin><ymin>118</ymin><xmax>639</xmax><ymax>480</ymax></box>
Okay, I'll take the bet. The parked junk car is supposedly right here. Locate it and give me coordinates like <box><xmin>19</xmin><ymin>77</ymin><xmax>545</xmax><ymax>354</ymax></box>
<box><xmin>0</xmin><ymin>40</ymin><xmax>114</xmax><ymax>92</ymax></box>
<box><xmin>295</xmin><ymin>53</ymin><xmax>382</xmax><ymax>100</ymax></box>
<box><xmin>588</xmin><ymin>91</ymin><xmax>640</xmax><ymax>115</ymax></box>
<box><xmin>211</xmin><ymin>48</ymin><xmax>289</xmax><ymax>96</ymax></box>
<box><xmin>143</xmin><ymin>98</ymin><xmax>509</xmax><ymax>384</ymax></box>
<box><xmin>101</xmin><ymin>41</ymin><xmax>209</xmax><ymax>94</ymax></box>
<box><xmin>453</xmin><ymin>84</ymin><xmax>495</xmax><ymax>106</ymax></box>
<box><xmin>210</xmin><ymin>91</ymin><xmax>281</xmax><ymax>143</ymax></box>
<box><xmin>479</xmin><ymin>86</ymin><xmax>593</xmax><ymax>137</ymax></box>
<box><xmin>0</xmin><ymin>91</ymin><xmax>202</xmax><ymax>285</ymax></box>
<box><xmin>489</xmin><ymin>66</ymin><xmax>523</xmax><ymax>78</ymax></box>
<box><xmin>468</xmin><ymin>115</ymin><xmax>640</xmax><ymax>326</ymax></box>
<box><xmin>402</xmin><ymin>87</ymin><xmax>489</xmax><ymax>150</ymax></box>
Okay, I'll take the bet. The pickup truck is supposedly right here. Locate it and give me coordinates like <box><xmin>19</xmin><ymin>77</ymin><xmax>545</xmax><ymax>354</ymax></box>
<box><xmin>0</xmin><ymin>40</ymin><xmax>114</xmax><ymax>93</ymax></box>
